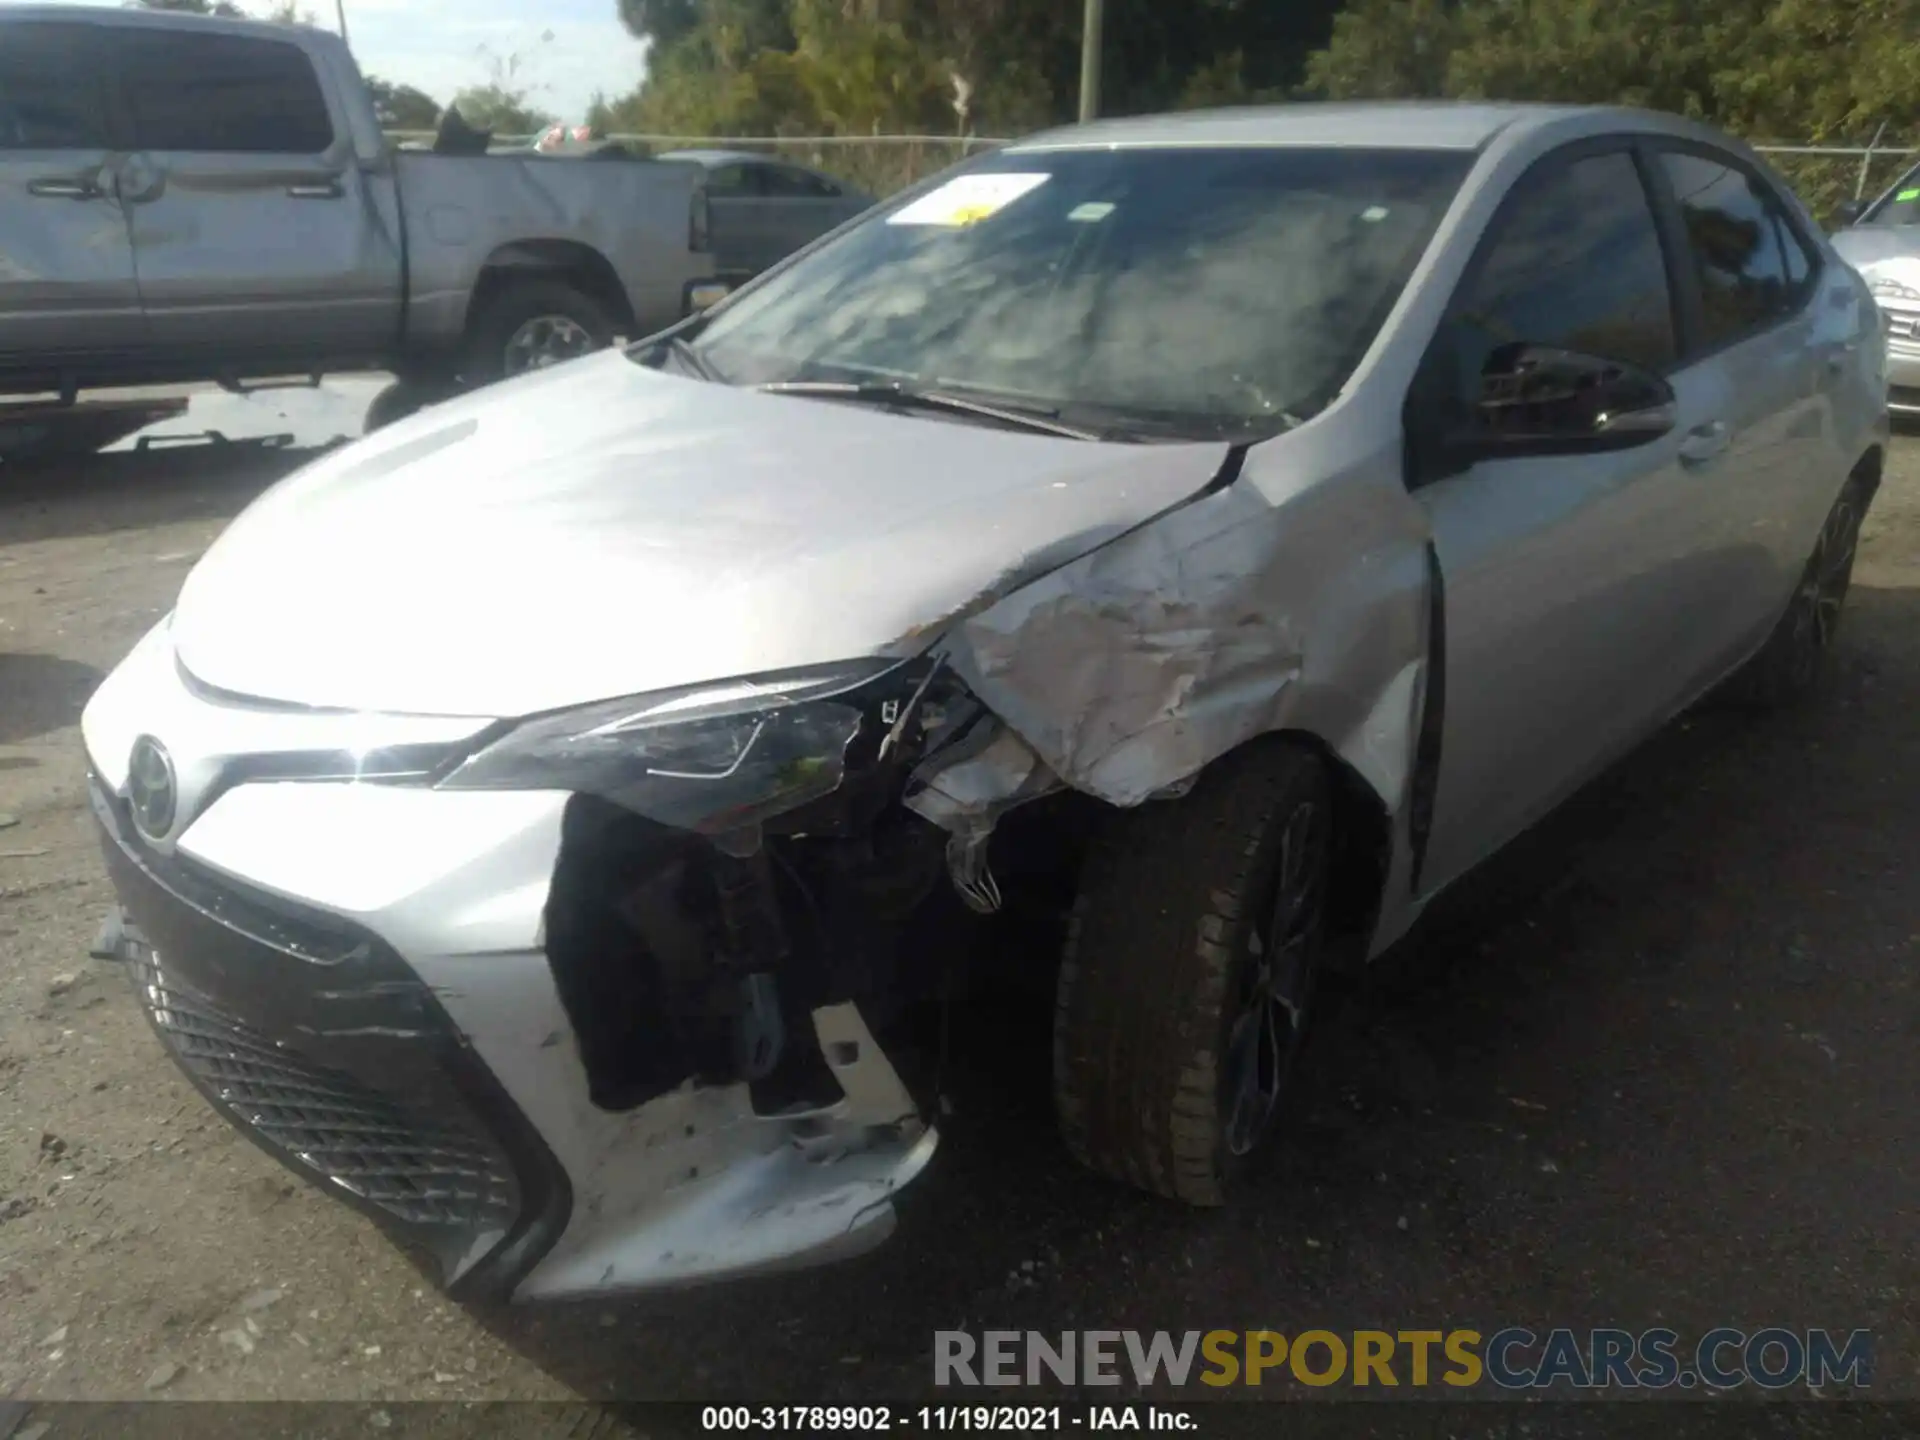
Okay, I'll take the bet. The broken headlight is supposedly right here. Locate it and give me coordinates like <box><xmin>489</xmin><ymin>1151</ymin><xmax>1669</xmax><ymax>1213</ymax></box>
<box><xmin>440</xmin><ymin>661</ymin><xmax>896</xmax><ymax>836</ymax></box>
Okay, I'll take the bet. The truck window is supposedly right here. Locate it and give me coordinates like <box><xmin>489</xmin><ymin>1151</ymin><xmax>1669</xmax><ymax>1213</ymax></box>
<box><xmin>0</xmin><ymin>22</ymin><xmax>107</xmax><ymax>150</ymax></box>
<box><xmin>762</xmin><ymin>165</ymin><xmax>841</xmax><ymax>199</ymax></box>
<box><xmin>115</xmin><ymin>29</ymin><xmax>334</xmax><ymax>154</ymax></box>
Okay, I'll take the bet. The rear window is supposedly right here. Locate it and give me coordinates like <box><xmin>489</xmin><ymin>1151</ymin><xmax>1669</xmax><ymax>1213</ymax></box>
<box><xmin>117</xmin><ymin>29</ymin><xmax>334</xmax><ymax>154</ymax></box>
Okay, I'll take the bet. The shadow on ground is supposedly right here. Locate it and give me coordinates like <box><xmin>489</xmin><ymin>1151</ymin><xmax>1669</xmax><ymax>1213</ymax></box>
<box><xmin>0</xmin><ymin>652</ymin><xmax>105</xmax><ymax>747</ymax></box>
<box><xmin>457</xmin><ymin>578</ymin><xmax>1918</xmax><ymax>1402</ymax></box>
<box><xmin>0</xmin><ymin>443</ymin><xmax>322</xmax><ymax>550</ymax></box>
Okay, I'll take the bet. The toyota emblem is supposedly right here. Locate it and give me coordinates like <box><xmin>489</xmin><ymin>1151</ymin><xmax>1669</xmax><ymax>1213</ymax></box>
<box><xmin>127</xmin><ymin>735</ymin><xmax>177</xmax><ymax>841</ymax></box>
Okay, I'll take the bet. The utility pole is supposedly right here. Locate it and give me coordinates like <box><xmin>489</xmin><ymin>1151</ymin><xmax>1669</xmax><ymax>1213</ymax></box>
<box><xmin>335</xmin><ymin>0</ymin><xmax>350</xmax><ymax>48</ymax></box>
<box><xmin>1078</xmin><ymin>0</ymin><xmax>1103</xmax><ymax>123</ymax></box>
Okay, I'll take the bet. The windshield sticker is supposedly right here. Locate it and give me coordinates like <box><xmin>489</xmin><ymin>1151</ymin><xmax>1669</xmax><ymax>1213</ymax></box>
<box><xmin>1069</xmin><ymin>201</ymin><xmax>1117</xmax><ymax>223</ymax></box>
<box><xmin>1898</xmin><ymin>188</ymin><xmax>1920</xmax><ymax>202</ymax></box>
<box><xmin>889</xmin><ymin>173</ymin><xmax>1051</xmax><ymax>227</ymax></box>
<box><xmin>1360</xmin><ymin>205</ymin><xmax>1390</xmax><ymax>222</ymax></box>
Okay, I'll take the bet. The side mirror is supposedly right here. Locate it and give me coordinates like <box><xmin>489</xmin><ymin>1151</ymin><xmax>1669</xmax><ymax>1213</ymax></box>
<box><xmin>1833</xmin><ymin>198</ymin><xmax>1867</xmax><ymax>229</ymax></box>
<box><xmin>1453</xmin><ymin>343</ymin><xmax>1676</xmax><ymax>460</ymax></box>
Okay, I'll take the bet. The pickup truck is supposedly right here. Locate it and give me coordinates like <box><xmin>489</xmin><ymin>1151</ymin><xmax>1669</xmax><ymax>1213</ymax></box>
<box><xmin>0</xmin><ymin>6</ymin><xmax>718</xmax><ymax>412</ymax></box>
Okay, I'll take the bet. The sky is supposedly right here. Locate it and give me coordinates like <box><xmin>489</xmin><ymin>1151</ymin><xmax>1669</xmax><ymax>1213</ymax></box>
<box><xmin>0</xmin><ymin>0</ymin><xmax>651</xmax><ymax>121</ymax></box>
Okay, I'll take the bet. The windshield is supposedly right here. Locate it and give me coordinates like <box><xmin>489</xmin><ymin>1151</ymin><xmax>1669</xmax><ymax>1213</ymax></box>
<box><xmin>1864</xmin><ymin>164</ymin><xmax>1920</xmax><ymax>226</ymax></box>
<box><xmin>683</xmin><ymin>145</ymin><xmax>1473</xmax><ymax>441</ymax></box>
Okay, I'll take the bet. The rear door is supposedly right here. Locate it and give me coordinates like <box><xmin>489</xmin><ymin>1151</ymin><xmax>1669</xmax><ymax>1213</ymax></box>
<box><xmin>106</xmin><ymin>25</ymin><xmax>401</xmax><ymax>363</ymax></box>
<box><xmin>1645</xmin><ymin>145</ymin><xmax>1841</xmax><ymax>661</ymax></box>
<box><xmin>1412</xmin><ymin>143</ymin><xmax>1741</xmax><ymax>895</ymax></box>
<box><xmin>0</xmin><ymin>19</ymin><xmax>144</xmax><ymax>370</ymax></box>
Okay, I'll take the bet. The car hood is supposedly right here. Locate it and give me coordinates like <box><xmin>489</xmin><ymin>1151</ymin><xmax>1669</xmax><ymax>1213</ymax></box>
<box><xmin>1831</xmin><ymin>226</ymin><xmax>1920</xmax><ymax>282</ymax></box>
<box><xmin>172</xmin><ymin>353</ymin><xmax>1232</xmax><ymax>717</ymax></box>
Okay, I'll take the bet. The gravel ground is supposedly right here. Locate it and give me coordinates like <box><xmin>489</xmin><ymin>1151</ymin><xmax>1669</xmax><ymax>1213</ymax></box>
<box><xmin>0</xmin><ymin>408</ymin><xmax>1916</xmax><ymax>1414</ymax></box>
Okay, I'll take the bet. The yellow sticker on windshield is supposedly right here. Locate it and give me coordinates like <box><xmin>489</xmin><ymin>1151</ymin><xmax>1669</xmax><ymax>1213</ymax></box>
<box><xmin>889</xmin><ymin>173</ymin><xmax>1051</xmax><ymax>227</ymax></box>
<box><xmin>1899</xmin><ymin>187</ymin><xmax>1920</xmax><ymax>202</ymax></box>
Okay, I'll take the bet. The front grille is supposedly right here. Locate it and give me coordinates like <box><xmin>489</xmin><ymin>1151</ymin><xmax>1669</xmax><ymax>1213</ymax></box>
<box><xmin>132</xmin><ymin>952</ymin><xmax>518</xmax><ymax>1232</ymax></box>
<box><xmin>98</xmin><ymin>787</ymin><xmax>369</xmax><ymax>967</ymax></box>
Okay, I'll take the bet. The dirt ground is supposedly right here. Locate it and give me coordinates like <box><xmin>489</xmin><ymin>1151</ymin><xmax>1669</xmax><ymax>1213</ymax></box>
<box><xmin>0</xmin><ymin>408</ymin><xmax>1916</xmax><ymax>1415</ymax></box>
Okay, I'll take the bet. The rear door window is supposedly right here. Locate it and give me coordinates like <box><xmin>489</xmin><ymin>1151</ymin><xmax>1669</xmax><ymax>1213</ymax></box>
<box><xmin>762</xmin><ymin>164</ymin><xmax>840</xmax><ymax>199</ymax></box>
<box><xmin>115</xmin><ymin>29</ymin><xmax>334</xmax><ymax>154</ymax></box>
<box><xmin>703</xmin><ymin>163</ymin><xmax>758</xmax><ymax>196</ymax></box>
<box><xmin>1657</xmin><ymin>150</ymin><xmax>1809</xmax><ymax>349</ymax></box>
<box><xmin>0</xmin><ymin>21</ymin><xmax>109</xmax><ymax>150</ymax></box>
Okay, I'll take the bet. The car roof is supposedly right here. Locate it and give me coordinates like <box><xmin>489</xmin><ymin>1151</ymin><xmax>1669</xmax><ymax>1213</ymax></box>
<box><xmin>0</xmin><ymin>2</ymin><xmax>325</xmax><ymax>43</ymax></box>
<box><xmin>1010</xmin><ymin>101</ymin><xmax>1705</xmax><ymax>154</ymax></box>
<box><xmin>658</xmin><ymin>149</ymin><xmax>793</xmax><ymax>168</ymax></box>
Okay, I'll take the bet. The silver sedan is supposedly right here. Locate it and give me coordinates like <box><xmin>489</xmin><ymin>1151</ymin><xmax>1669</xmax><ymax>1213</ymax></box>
<box><xmin>82</xmin><ymin>101</ymin><xmax>1885</xmax><ymax>1301</ymax></box>
<box><xmin>1832</xmin><ymin>169</ymin><xmax>1920</xmax><ymax>413</ymax></box>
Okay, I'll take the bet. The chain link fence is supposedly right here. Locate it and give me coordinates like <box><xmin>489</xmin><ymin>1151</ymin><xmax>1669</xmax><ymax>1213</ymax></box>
<box><xmin>390</xmin><ymin>131</ymin><xmax>1000</xmax><ymax>197</ymax></box>
<box><xmin>391</xmin><ymin>128</ymin><xmax>1920</xmax><ymax>223</ymax></box>
<box><xmin>1754</xmin><ymin>142</ymin><xmax>1918</xmax><ymax>222</ymax></box>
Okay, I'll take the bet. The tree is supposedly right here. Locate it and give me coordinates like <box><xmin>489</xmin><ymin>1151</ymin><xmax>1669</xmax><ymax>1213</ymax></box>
<box><xmin>618</xmin><ymin>0</ymin><xmax>704</xmax><ymax>47</ymax></box>
<box><xmin>453</xmin><ymin>35</ymin><xmax>561</xmax><ymax>133</ymax></box>
<box><xmin>366</xmin><ymin>77</ymin><xmax>444</xmax><ymax>130</ymax></box>
<box><xmin>451</xmin><ymin>84</ymin><xmax>556</xmax><ymax>135</ymax></box>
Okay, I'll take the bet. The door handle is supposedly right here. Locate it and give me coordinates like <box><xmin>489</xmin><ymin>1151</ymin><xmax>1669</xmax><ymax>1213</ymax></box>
<box><xmin>287</xmin><ymin>178</ymin><xmax>344</xmax><ymax>199</ymax></box>
<box><xmin>27</xmin><ymin>176</ymin><xmax>100</xmax><ymax>200</ymax></box>
<box><xmin>1678</xmin><ymin>419</ymin><xmax>1731</xmax><ymax>466</ymax></box>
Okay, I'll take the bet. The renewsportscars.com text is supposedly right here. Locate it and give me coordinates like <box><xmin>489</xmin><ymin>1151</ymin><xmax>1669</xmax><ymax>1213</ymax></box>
<box><xmin>933</xmin><ymin>1328</ymin><xmax>1873</xmax><ymax>1391</ymax></box>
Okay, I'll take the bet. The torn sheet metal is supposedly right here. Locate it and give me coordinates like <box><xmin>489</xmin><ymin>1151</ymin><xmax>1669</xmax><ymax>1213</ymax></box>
<box><xmin>904</xmin><ymin>722</ymin><xmax>1062</xmax><ymax>914</ymax></box>
<box><xmin>422</xmin><ymin>939</ymin><xmax>938</xmax><ymax>1298</ymax></box>
<box><xmin>941</xmin><ymin>439</ymin><xmax>1434</xmax><ymax>816</ymax></box>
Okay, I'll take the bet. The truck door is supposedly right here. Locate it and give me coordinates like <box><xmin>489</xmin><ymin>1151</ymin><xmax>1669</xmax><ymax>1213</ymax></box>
<box><xmin>105</xmin><ymin>25</ymin><xmax>401</xmax><ymax>365</ymax></box>
<box><xmin>0</xmin><ymin>19</ymin><xmax>145</xmax><ymax>374</ymax></box>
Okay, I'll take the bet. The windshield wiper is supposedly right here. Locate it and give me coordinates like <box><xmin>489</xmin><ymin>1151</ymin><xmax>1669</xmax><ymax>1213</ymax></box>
<box><xmin>755</xmin><ymin>380</ymin><xmax>1102</xmax><ymax>441</ymax></box>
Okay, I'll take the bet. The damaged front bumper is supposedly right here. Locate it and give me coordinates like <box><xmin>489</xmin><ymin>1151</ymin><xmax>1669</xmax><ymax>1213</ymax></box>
<box><xmin>83</xmin><ymin>640</ymin><xmax>939</xmax><ymax>1300</ymax></box>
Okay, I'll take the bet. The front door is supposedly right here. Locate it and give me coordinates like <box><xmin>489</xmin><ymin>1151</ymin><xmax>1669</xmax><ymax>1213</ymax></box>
<box><xmin>1412</xmin><ymin>144</ymin><xmax>1740</xmax><ymax>896</ymax></box>
<box><xmin>0</xmin><ymin>19</ymin><xmax>145</xmax><ymax>375</ymax></box>
<box><xmin>106</xmin><ymin>25</ymin><xmax>401</xmax><ymax>365</ymax></box>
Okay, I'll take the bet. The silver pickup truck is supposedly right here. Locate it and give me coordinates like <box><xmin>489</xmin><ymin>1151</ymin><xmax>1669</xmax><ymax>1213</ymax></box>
<box><xmin>0</xmin><ymin>6</ymin><xmax>717</xmax><ymax>404</ymax></box>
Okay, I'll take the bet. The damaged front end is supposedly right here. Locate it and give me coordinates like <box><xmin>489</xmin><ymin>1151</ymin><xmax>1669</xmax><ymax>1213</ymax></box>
<box><xmin>450</xmin><ymin>656</ymin><xmax>1051</xmax><ymax>1114</ymax></box>
<box><xmin>427</xmin><ymin>653</ymin><xmax>1067</xmax><ymax>1296</ymax></box>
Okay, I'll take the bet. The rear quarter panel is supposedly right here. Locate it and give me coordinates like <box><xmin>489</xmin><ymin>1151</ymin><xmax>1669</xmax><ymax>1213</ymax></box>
<box><xmin>394</xmin><ymin>153</ymin><xmax>707</xmax><ymax>351</ymax></box>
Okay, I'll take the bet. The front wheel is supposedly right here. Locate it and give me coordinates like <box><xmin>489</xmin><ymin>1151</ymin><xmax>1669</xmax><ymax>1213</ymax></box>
<box><xmin>1053</xmin><ymin>741</ymin><xmax>1333</xmax><ymax>1206</ymax></box>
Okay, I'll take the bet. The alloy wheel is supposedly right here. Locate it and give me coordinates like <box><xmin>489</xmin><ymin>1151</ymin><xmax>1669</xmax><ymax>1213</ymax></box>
<box><xmin>503</xmin><ymin>315</ymin><xmax>597</xmax><ymax>375</ymax></box>
<box><xmin>1222</xmin><ymin>799</ymin><xmax>1328</xmax><ymax>1158</ymax></box>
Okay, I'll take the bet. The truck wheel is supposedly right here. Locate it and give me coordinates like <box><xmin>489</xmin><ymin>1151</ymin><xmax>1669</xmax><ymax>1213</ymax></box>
<box><xmin>1722</xmin><ymin>474</ymin><xmax>1867</xmax><ymax>710</ymax></box>
<box><xmin>363</xmin><ymin>377</ymin><xmax>455</xmax><ymax>435</ymax></box>
<box><xmin>1053</xmin><ymin>741</ymin><xmax>1333</xmax><ymax>1207</ymax></box>
<box><xmin>464</xmin><ymin>279</ymin><xmax>616</xmax><ymax>385</ymax></box>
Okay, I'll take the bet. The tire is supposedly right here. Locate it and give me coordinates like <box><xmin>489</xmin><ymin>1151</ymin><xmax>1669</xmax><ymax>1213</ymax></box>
<box><xmin>362</xmin><ymin>377</ymin><xmax>454</xmax><ymax>435</ymax></box>
<box><xmin>1723</xmin><ymin>475</ymin><xmax>1867</xmax><ymax>710</ymax></box>
<box><xmin>462</xmin><ymin>278</ymin><xmax>617</xmax><ymax>386</ymax></box>
<box><xmin>1053</xmin><ymin>741</ymin><xmax>1333</xmax><ymax>1207</ymax></box>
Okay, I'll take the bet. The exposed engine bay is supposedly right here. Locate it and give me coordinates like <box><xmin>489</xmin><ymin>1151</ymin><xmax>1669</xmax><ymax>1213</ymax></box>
<box><xmin>540</xmin><ymin>658</ymin><xmax>1076</xmax><ymax>1123</ymax></box>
